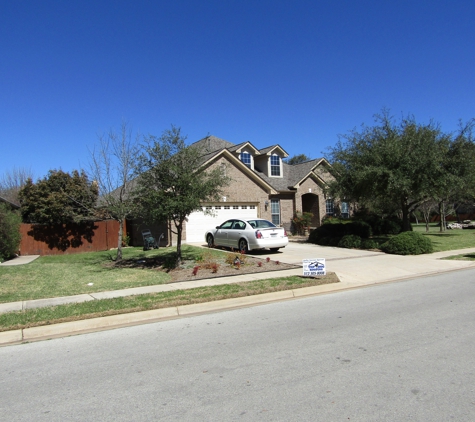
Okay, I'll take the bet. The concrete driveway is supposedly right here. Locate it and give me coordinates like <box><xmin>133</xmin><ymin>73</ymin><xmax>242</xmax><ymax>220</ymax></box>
<box><xmin>189</xmin><ymin>240</ymin><xmax>475</xmax><ymax>287</ymax></box>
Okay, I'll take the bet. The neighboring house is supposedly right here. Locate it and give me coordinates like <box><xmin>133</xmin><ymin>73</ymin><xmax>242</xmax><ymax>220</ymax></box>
<box><xmin>178</xmin><ymin>135</ymin><xmax>346</xmax><ymax>243</ymax></box>
<box><xmin>0</xmin><ymin>196</ymin><xmax>20</xmax><ymax>210</ymax></box>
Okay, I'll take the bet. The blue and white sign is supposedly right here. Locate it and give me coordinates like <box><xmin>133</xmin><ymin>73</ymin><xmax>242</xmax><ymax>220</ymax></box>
<box><xmin>303</xmin><ymin>259</ymin><xmax>326</xmax><ymax>276</ymax></box>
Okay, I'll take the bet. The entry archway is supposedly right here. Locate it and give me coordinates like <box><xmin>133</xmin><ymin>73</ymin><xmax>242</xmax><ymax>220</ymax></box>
<box><xmin>301</xmin><ymin>193</ymin><xmax>320</xmax><ymax>227</ymax></box>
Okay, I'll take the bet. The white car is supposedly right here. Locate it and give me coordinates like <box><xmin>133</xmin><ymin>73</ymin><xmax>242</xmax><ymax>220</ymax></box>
<box><xmin>205</xmin><ymin>218</ymin><xmax>288</xmax><ymax>252</ymax></box>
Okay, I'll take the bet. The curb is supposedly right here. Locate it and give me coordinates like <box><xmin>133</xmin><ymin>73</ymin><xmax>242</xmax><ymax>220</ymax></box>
<box><xmin>0</xmin><ymin>283</ymin><xmax>346</xmax><ymax>346</ymax></box>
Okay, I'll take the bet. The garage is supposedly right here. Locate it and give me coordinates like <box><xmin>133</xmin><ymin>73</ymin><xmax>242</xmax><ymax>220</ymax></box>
<box><xmin>185</xmin><ymin>204</ymin><xmax>258</xmax><ymax>243</ymax></box>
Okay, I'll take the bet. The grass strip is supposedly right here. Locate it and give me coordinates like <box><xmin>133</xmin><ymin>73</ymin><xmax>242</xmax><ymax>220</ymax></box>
<box><xmin>0</xmin><ymin>274</ymin><xmax>338</xmax><ymax>332</ymax></box>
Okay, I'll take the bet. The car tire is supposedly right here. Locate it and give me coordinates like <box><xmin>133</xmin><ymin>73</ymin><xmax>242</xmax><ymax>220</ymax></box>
<box><xmin>207</xmin><ymin>234</ymin><xmax>214</xmax><ymax>248</ymax></box>
<box><xmin>239</xmin><ymin>238</ymin><xmax>248</xmax><ymax>253</ymax></box>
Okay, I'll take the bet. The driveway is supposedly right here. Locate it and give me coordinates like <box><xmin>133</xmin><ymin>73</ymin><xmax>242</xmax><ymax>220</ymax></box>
<box><xmin>189</xmin><ymin>241</ymin><xmax>475</xmax><ymax>287</ymax></box>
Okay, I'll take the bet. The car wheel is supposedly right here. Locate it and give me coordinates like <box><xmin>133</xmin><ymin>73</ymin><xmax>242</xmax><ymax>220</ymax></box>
<box><xmin>270</xmin><ymin>248</ymin><xmax>280</xmax><ymax>252</ymax></box>
<box><xmin>239</xmin><ymin>238</ymin><xmax>248</xmax><ymax>253</ymax></box>
<box><xmin>207</xmin><ymin>234</ymin><xmax>214</xmax><ymax>248</ymax></box>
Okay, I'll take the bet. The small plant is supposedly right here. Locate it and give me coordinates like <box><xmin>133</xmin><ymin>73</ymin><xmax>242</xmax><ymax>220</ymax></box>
<box><xmin>275</xmin><ymin>260</ymin><xmax>280</xmax><ymax>265</ymax></box>
<box><xmin>198</xmin><ymin>249</ymin><xmax>219</xmax><ymax>269</ymax></box>
<box><xmin>292</xmin><ymin>210</ymin><xmax>313</xmax><ymax>235</ymax></box>
<box><xmin>121</xmin><ymin>234</ymin><xmax>130</xmax><ymax>247</ymax></box>
<box><xmin>192</xmin><ymin>266</ymin><xmax>200</xmax><ymax>276</ymax></box>
<box><xmin>266</xmin><ymin>257</ymin><xmax>270</xmax><ymax>263</ymax></box>
<box><xmin>226</xmin><ymin>251</ymin><xmax>247</xmax><ymax>266</ymax></box>
<box><xmin>210</xmin><ymin>263</ymin><xmax>219</xmax><ymax>273</ymax></box>
<box><xmin>257</xmin><ymin>261</ymin><xmax>262</xmax><ymax>267</ymax></box>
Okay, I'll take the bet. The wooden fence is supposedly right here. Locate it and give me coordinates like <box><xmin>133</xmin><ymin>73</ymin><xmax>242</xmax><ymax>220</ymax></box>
<box><xmin>19</xmin><ymin>220</ymin><xmax>123</xmax><ymax>256</ymax></box>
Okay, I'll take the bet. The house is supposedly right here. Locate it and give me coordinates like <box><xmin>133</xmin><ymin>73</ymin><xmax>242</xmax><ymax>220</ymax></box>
<box><xmin>177</xmin><ymin>135</ymin><xmax>345</xmax><ymax>243</ymax></box>
<box><xmin>0</xmin><ymin>196</ymin><xmax>20</xmax><ymax>210</ymax></box>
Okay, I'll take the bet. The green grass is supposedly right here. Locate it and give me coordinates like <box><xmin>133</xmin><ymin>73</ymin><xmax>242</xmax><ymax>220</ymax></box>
<box><xmin>412</xmin><ymin>223</ymin><xmax>475</xmax><ymax>252</ymax></box>
<box><xmin>0</xmin><ymin>245</ymin><xmax>227</xmax><ymax>303</ymax></box>
<box><xmin>0</xmin><ymin>274</ymin><xmax>339</xmax><ymax>332</ymax></box>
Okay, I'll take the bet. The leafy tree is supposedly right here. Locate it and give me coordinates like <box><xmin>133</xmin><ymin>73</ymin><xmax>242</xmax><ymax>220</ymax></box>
<box><xmin>18</xmin><ymin>170</ymin><xmax>98</xmax><ymax>224</ymax></box>
<box><xmin>135</xmin><ymin>125</ymin><xmax>230</xmax><ymax>264</ymax></box>
<box><xmin>0</xmin><ymin>203</ymin><xmax>21</xmax><ymax>262</ymax></box>
<box><xmin>89</xmin><ymin>122</ymin><xmax>139</xmax><ymax>261</ymax></box>
<box><xmin>0</xmin><ymin>167</ymin><xmax>34</xmax><ymax>205</ymax></box>
<box><xmin>328</xmin><ymin>110</ymin><xmax>450</xmax><ymax>231</ymax></box>
<box><xmin>433</xmin><ymin>120</ymin><xmax>475</xmax><ymax>231</ymax></box>
<box><xmin>284</xmin><ymin>154</ymin><xmax>311</xmax><ymax>165</ymax></box>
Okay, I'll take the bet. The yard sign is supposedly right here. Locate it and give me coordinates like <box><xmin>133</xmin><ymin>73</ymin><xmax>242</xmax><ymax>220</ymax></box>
<box><xmin>303</xmin><ymin>259</ymin><xmax>326</xmax><ymax>276</ymax></box>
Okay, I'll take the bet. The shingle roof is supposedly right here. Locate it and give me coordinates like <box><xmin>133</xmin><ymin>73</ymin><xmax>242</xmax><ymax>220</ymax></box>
<box><xmin>193</xmin><ymin>135</ymin><xmax>326</xmax><ymax>192</ymax></box>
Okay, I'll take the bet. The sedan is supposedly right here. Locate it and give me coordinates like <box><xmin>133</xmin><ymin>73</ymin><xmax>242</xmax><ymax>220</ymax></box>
<box><xmin>205</xmin><ymin>218</ymin><xmax>288</xmax><ymax>252</ymax></box>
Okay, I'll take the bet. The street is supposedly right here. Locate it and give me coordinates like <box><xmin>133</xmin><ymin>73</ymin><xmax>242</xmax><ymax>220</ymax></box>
<box><xmin>1</xmin><ymin>268</ymin><xmax>475</xmax><ymax>421</ymax></box>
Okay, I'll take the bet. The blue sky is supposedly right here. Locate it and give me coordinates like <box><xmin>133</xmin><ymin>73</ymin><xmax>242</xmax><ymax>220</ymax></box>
<box><xmin>2</xmin><ymin>0</ymin><xmax>474</xmax><ymax>180</ymax></box>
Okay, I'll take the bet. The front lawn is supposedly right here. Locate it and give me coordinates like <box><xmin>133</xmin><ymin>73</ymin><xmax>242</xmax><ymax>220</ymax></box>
<box><xmin>412</xmin><ymin>223</ymin><xmax>475</xmax><ymax>252</ymax></box>
<box><xmin>0</xmin><ymin>246</ymin><xmax>228</xmax><ymax>303</ymax></box>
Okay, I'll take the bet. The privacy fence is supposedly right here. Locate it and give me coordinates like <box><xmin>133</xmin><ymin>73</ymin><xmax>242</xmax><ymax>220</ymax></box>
<box><xmin>19</xmin><ymin>220</ymin><xmax>123</xmax><ymax>256</ymax></box>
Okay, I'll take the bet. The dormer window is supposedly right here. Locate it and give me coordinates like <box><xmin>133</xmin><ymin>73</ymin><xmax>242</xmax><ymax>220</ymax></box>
<box><xmin>241</xmin><ymin>152</ymin><xmax>252</xmax><ymax>168</ymax></box>
<box><xmin>270</xmin><ymin>155</ymin><xmax>281</xmax><ymax>176</ymax></box>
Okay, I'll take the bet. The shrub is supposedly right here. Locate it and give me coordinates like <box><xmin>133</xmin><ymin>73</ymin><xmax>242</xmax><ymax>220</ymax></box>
<box><xmin>361</xmin><ymin>239</ymin><xmax>379</xmax><ymax>250</ymax></box>
<box><xmin>0</xmin><ymin>204</ymin><xmax>22</xmax><ymax>262</ymax></box>
<box><xmin>362</xmin><ymin>215</ymin><xmax>405</xmax><ymax>235</ymax></box>
<box><xmin>338</xmin><ymin>235</ymin><xmax>362</xmax><ymax>249</ymax></box>
<box><xmin>347</xmin><ymin>221</ymin><xmax>372</xmax><ymax>238</ymax></box>
<box><xmin>380</xmin><ymin>231</ymin><xmax>433</xmax><ymax>255</ymax></box>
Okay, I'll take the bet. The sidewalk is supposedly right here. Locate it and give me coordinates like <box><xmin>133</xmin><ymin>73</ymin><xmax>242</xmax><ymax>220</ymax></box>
<box><xmin>1</xmin><ymin>247</ymin><xmax>475</xmax><ymax>346</ymax></box>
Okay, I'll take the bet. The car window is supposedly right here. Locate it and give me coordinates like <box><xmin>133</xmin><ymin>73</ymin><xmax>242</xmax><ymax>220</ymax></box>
<box><xmin>219</xmin><ymin>220</ymin><xmax>234</xmax><ymax>229</ymax></box>
<box><xmin>247</xmin><ymin>219</ymin><xmax>275</xmax><ymax>229</ymax></box>
<box><xmin>233</xmin><ymin>221</ymin><xmax>245</xmax><ymax>230</ymax></box>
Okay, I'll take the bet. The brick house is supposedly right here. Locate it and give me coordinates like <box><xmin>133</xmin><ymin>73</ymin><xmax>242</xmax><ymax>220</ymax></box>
<box><xmin>175</xmin><ymin>135</ymin><xmax>345</xmax><ymax>243</ymax></box>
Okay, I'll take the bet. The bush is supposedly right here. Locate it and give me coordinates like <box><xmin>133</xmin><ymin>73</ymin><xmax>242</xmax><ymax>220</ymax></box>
<box><xmin>347</xmin><ymin>221</ymin><xmax>372</xmax><ymax>238</ymax></box>
<box><xmin>360</xmin><ymin>239</ymin><xmax>379</xmax><ymax>250</ymax></box>
<box><xmin>362</xmin><ymin>215</ymin><xmax>405</xmax><ymax>235</ymax></box>
<box><xmin>309</xmin><ymin>220</ymin><xmax>371</xmax><ymax>245</ymax></box>
<box><xmin>0</xmin><ymin>204</ymin><xmax>22</xmax><ymax>262</ymax></box>
<box><xmin>380</xmin><ymin>231</ymin><xmax>433</xmax><ymax>255</ymax></box>
<box><xmin>338</xmin><ymin>235</ymin><xmax>362</xmax><ymax>249</ymax></box>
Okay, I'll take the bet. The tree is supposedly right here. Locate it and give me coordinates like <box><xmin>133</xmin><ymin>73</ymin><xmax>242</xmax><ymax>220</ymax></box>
<box><xmin>135</xmin><ymin>125</ymin><xmax>230</xmax><ymax>264</ymax></box>
<box><xmin>89</xmin><ymin>122</ymin><xmax>140</xmax><ymax>261</ymax></box>
<box><xmin>328</xmin><ymin>110</ymin><xmax>449</xmax><ymax>231</ymax></box>
<box><xmin>433</xmin><ymin>120</ymin><xmax>475</xmax><ymax>231</ymax></box>
<box><xmin>284</xmin><ymin>154</ymin><xmax>311</xmax><ymax>165</ymax></box>
<box><xmin>0</xmin><ymin>203</ymin><xmax>21</xmax><ymax>262</ymax></box>
<box><xmin>18</xmin><ymin>169</ymin><xmax>98</xmax><ymax>224</ymax></box>
<box><xmin>0</xmin><ymin>167</ymin><xmax>34</xmax><ymax>205</ymax></box>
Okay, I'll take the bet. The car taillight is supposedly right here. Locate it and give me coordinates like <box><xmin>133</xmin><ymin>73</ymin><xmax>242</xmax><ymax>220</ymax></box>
<box><xmin>284</xmin><ymin>229</ymin><xmax>288</xmax><ymax>237</ymax></box>
<box><xmin>255</xmin><ymin>230</ymin><xmax>263</xmax><ymax>239</ymax></box>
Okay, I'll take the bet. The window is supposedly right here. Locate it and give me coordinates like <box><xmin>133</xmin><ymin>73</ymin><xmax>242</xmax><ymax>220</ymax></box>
<box><xmin>326</xmin><ymin>199</ymin><xmax>334</xmax><ymax>216</ymax></box>
<box><xmin>341</xmin><ymin>202</ymin><xmax>349</xmax><ymax>218</ymax></box>
<box><xmin>215</xmin><ymin>206</ymin><xmax>221</xmax><ymax>210</ymax></box>
<box><xmin>250</xmin><ymin>205</ymin><xmax>255</xmax><ymax>209</ymax></box>
<box><xmin>242</xmin><ymin>205</ymin><xmax>247</xmax><ymax>209</ymax></box>
<box><xmin>270</xmin><ymin>155</ymin><xmax>281</xmax><ymax>176</ymax></box>
<box><xmin>241</xmin><ymin>152</ymin><xmax>251</xmax><ymax>168</ymax></box>
<box><xmin>233</xmin><ymin>205</ymin><xmax>239</xmax><ymax>210</ymax></box>
<box><xmin>224</xmin><ymin>205</ymin><xmax>230</xmax><ymax>210</ymax></box>
<box><xmin>271</xmin><ymin>199</ymin><xmax>280</xmax><ymax>225</ymax></box>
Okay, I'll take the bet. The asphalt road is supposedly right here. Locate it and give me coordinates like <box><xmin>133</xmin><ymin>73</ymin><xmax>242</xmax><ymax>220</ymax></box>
<box><xmin>1</xmin><ymin>269</ymin><xmax>475</xmax><ymax>421</ymax></box>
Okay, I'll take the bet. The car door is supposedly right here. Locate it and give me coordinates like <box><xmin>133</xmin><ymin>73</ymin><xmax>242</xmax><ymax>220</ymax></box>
<box><xmin>227</xmin><ymin>220</ymin><xmax>246</xmax><ymax>249</ymax></box>
<box><xmin>214</xmin><ymin>220</ymin><xmax>233</xmax><ymax>247</ymax></box>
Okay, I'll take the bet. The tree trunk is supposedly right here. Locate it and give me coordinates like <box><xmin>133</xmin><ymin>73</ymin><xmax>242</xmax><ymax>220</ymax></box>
<box><xmin>117</xmin><ymin>219</ymin><xmax>123</xmax><ymax>261</ymax></box>
<box><xmin>175</xmin><ymin>221</ymin><xmax>183</xmax><ymax>265</ymax></box>
<box><xmin>401</xmin><ymin>201</ymin><xmax>412</xmax><ymax>232</ymax></box>
<box><xmin>438</xmin><ymin>201</ymin><xmax>446</xmax><ymax>232</ymax></box>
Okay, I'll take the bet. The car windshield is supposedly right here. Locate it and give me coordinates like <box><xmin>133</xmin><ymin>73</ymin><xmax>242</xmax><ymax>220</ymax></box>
<box><xmin>246</xmin><ymin>219</ymin><xmax>276</xmax><ymax>229</ymax></box>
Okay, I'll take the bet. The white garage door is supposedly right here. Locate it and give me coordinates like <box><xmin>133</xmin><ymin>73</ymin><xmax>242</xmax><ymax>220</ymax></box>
<box><xmin>185</xmin><ymin>204</ymin><xmax>258</xmax><ymax>243</ymax></box>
